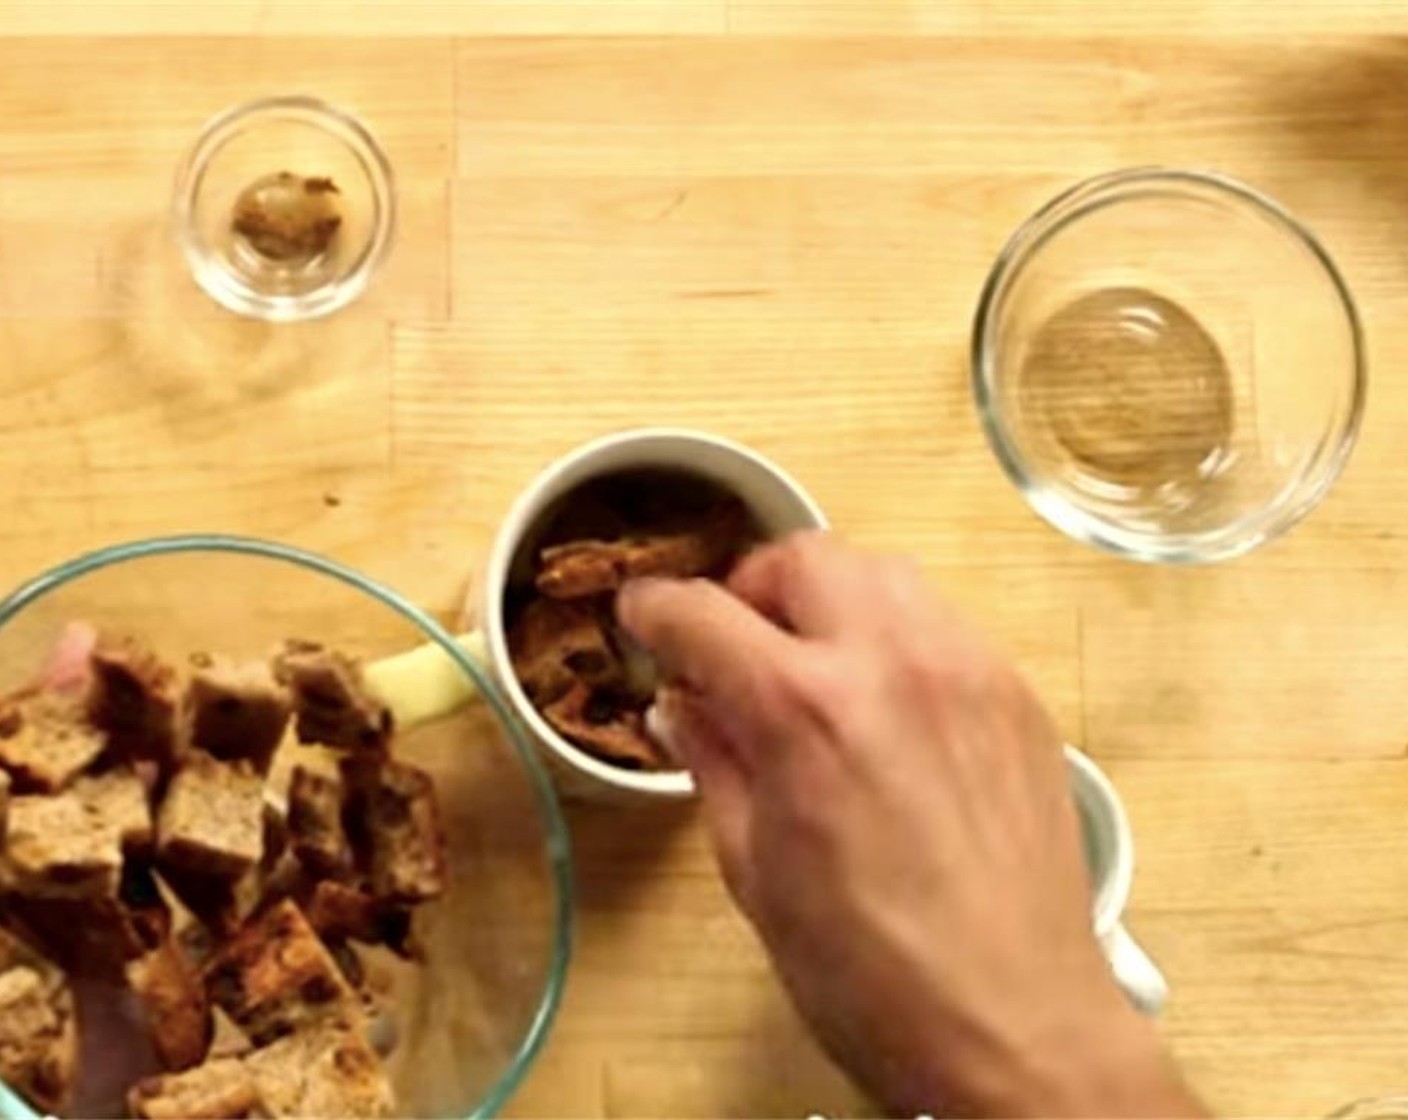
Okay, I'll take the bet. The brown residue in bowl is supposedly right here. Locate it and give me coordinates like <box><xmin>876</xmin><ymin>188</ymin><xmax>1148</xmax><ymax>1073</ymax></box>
<box><xmin>231</xmin><ymin>172</ymin><xmax>342</xmax><ymax>264</ymax></box>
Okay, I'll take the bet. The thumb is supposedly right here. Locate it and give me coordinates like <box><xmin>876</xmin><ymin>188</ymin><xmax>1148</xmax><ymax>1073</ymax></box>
<box><xmin>617</xmin><ymin>577</ymin><xmax>797</xmax><ymax>715</ymax></box>
<box><xmin>656</xmin><ymin>688</ymin><xmax>754</xmax><ymax>905</ymax></box>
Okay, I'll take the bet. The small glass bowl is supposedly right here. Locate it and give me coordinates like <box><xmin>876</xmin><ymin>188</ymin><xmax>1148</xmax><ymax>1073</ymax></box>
<box><xmin>174</xmin><ymin>96</ymin><xmax>396</xmax><ymax>321</ymax></box>
<box><xmin>972</xmin><ymin>168</ymin><xmax>1366</xmax><ymax>563</ymax></box>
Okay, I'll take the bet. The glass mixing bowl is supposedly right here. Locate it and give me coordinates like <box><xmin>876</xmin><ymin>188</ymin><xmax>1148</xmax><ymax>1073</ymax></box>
<box><xmin>0</xmin><ymin>536</ymin><xmax>572</xmax><ymax>1120</ymax></box>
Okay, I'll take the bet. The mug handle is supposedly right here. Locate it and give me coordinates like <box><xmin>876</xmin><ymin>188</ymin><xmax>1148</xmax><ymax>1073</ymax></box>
<box><xmin>0</xmin><ymin>1080</ymin><xmax>42</xmax><ymax>1120</ymax></box>
<box><xmin>365</xmin><ymin>630</ymin><xmax>489</xmax><ymax>728</ymax></box>
<box><xmin>1102</xmin><ymin>922</ymin><xmax>1168</xmax><ymax>1015</ymax></box>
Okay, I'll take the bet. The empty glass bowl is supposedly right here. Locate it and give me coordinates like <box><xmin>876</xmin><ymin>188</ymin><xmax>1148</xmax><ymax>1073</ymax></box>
<box><xmin>174</xmin><ymin>96</ymin><xmax>396</xmax><ymax>321</ymax></box>
<box><xmin>972</xmin><ymin>168</ymin><xmax>1365</xmax><ymax>563</ymax></box>
<box><xmin>0</xmin><ymin>536</ymin><xmax>571</xmax><ymax>1119</ymax></box>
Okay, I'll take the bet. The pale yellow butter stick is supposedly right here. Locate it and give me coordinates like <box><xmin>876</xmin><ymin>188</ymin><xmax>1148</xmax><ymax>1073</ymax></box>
<box><xmin>363</xmin><ymin>631</ymin><xmax>488</xmax><ymax>731</ymax></box>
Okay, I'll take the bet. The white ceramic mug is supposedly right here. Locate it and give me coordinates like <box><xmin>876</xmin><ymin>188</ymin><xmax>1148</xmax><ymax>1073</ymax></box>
<box><xmin>479</xmin><ymin>427</ymin><xmax>828</xmax><ymax>801</ymax></box>
<box><xmin>1066</xmin><ymin>744</ymin><xmax>1168</xmax><ymax>1015</ymax></box>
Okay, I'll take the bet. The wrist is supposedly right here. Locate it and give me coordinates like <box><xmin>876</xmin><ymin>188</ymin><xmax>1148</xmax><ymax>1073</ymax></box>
<box><xmin>966</xmin><ymin>994</ymin><xmax>1204</xmax><ymax>1118</ymax></box>
<box><xmin>902</xmin><ymin>956</ymin><xmax>1204</xmax><ymax>1120</ymax></box>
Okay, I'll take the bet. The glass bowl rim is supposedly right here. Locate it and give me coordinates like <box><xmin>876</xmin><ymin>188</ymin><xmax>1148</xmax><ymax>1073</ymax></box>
<box><xmin>172</xmin><ymin>94</ymin><xmax>398</xmax><ymax>322</ymax></box>
<box><xmin>969</xmin><ymin>165</ymin><xmax>1368</xmax><ymax>564</ymax></box>
<box><xmin>0</xmin><ymin>533</ymin><xmax>573</xmax><ymax>1120</ymax></box>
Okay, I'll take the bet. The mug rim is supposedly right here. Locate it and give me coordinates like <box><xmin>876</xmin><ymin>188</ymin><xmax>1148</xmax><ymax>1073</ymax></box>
<box><xmin>1064</xmin><ymin>744</ymin><xmax>1134</xmax><ymax>934</ymax></box>
<box><xmin>482</xmin><ymin>426</ymin><xmax>828</xmax><ymax>797</ymax></box>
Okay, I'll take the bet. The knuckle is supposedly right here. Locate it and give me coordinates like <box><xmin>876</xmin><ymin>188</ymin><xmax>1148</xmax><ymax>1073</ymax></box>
<box><xmin>744</xmin><ymin>648</ymin><xmax>846</xmax><ymax>731</ymax></box>
<box><xmin>772</xmin><ymin>535</ymin><xmax>816</xmax><ymax>588</ymax></box>
<box><xmin>791</xmin><ymin>652</ymin><xmax>865</xmax><ymax>733</ymax></box>
<box><xmin>761</xmin><ymin>657</ymin><xmax>822</xmax><ymax>717</ymax></box>
<box><xmin>781</xmin><ymin>530</ymin><xmax>836</xmax><ymax>580</ymax></box>
<box><xmin>891</xmin><ymin>640</ymin><xmax>975</xmax><ymax>704</ymax></box>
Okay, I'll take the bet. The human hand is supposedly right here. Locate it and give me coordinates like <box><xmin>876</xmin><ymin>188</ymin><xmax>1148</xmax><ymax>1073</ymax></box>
<box><xmin>618</xmin><ymin>533</ymin><xmax>1203</xmax><ymax>1117</ymax></box>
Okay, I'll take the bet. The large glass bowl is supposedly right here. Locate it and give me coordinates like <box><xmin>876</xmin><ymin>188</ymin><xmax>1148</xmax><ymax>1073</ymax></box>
<box><xmin>0</xmin><ymin>536</ymin><xmax>572</xmax><ymax>1120</ymax></box>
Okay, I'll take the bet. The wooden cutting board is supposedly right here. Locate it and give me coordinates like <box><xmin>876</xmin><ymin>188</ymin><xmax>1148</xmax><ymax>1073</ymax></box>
<box><xmin>2</xmin><ymin>3</ymin><xmax>1407</xmax><ymax>1115</ymax></box>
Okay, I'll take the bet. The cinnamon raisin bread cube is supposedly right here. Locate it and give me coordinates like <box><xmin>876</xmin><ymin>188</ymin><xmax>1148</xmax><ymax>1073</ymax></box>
<box><xmin>304</xmin><ymin>880</ymin><xmax>416</xmax><ymax>959</ymax></box>
<box><xmin>0</xmin><ymin>689</ymin><xmax>105</xmax><ymax>793</ymax></box>
<box><xmin>244</xmin><ymin>1025</ymin><xmax>393</xmax><ymax>1119</ymax></box>
<box><xmin>201</xmin><ymin>899</ymin><xmax>361</xmax><ymax>1045</ymax></box>
<box><xmin>0</xmin><ymin>926</ymin><xmax>77</xmax><ymax>1115</ymax></box>
<box><xmin>157</xmin><ymin>755</ymin><xmax>264</xmax><ymax>879</ymax></box>
<box><xmin>186</xmin><ymin>655</ymin><xmax>292</xmax><ymax>775</ymax></box>
<box><xmin>273</xmin><ymin>641</ymin><xmax>392</xmax><ymax>754</ymax></box>
<box><xmin>126</xmin><ymin>1057</ymin><xmax>258</xmax><ymax>1120</ymax></box>
<box><xmin>74</xmin><ymin>766</ymin><xmax>153</xmax><ymax>850</ymax></box>
<box><xmin>89</xmin><ymin>635</ymin><xmax>182</xmax><ymax>772</ymax></box>
<box><xmin>1</xmin><ymin>788</ymin><xmax>124</xmax><ymax>899</ymax></box>
<box><xmin>343</xmin><ymin>759</ymin><xmax>448</xmax><ymax>904</ymax></box>
<box><xmin>127</xmin><ymin>933</ymin><xmax>212</xmax><ymax>1071</ymax></box>
<box><xmin>287</xmin><ymin>765</ymin><xmax>353</xmax><ymax>879</ymax></box>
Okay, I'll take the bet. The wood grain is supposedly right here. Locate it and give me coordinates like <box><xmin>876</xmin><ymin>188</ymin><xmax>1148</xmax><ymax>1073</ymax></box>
<box><xmin>0</xmin><ymin>13</ymin><xmax>1404</xmax><ymax>1118</ymax></box>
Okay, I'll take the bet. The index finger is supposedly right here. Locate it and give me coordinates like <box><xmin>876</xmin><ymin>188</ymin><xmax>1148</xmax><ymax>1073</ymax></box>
<box><xmin>727</xmin><ymin>531</ymin><xmax>872</xmax><ymax>638</ymax></box>
<box><xmin>617</xmin><ymin>576</ymin><xmax>800</xmax><ymax>713</ymax></box>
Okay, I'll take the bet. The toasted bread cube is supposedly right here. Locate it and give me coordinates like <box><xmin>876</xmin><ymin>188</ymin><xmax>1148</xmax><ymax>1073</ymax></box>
<box><xmin>273</xmin><ymin>641</ymin><xmax>392</xmax><ymax>753</ymax></box>
<box><xmin>74</xmin><ymin>767</ymin><xmax>152</xmax><ymax>850</ymax></box>
<box><xmin>0</xmin><ymin>933</ymin><xmax>77</xmax><ymax>1116</ymax></box>
<box><xmin>303</xmin><ymin>879</ymin><xmax>384</xmax><ymax>945</ymax></box>
<box><xmin>2</xmin><ymin>788</ymin><xmax>123</xmax><ymax>899</ymax></box>
<box><xmin>535</xmin><ymin>501</ymin><xmax>750</xmax><ymax>599</ymax></box>
<box><xmin>127</xmin><ymin>1056</ymin><xmax>258</xmax><ymax>1120</ymax></box>
<box><xmin>0</xmin><ymin>769</ymin><xmax>9</xmax><ymax>844</ymax></box>
<box><xmin>1</xmin><ymin>860</ymin><xmax>171</xmax><ymax>981</ymax></box>
<box><xmin>2</xmin><ymin>770</ymin><xmax>151</xmax><ymax>901</ymax></box>
<box><xmin>508</xmin><ymin>598</ymin><xmax>619</xmax><ymax>704</ymax></box>
<box><xmin>345</xmin><ymin>760</ymin><xmax>448</xmax><ymax>904</ymax></box>
<box><xmin>244</xmin><ymin>1026</ymin><xmax>393</xmax><ymax>1119</ymax></box>
<box><xmin>304</xmin><ymin>880</ymin><xmax>416</xmax><ymax>958</ymax></box>
<box><xmin>158</xmin><ymin>756</ymin><xmax>264</xmax><ymax>879</ymax></box>
<box><xmin>542</xmin><ymin>680</ymin><xmax>662</xmax><ymax>769</ymax></box>
<box><xmin>89</xmin><ymin>636</ymin><xmax>182</xmax><ymax>771</ymax></box>
<box><xmin>186</xmin><ymin>655</ymin><xmax>292</xmax><ymax>775</ymax></box>
<box><xmin>128</xmin><ymin>934</ymin><xmax>211</xmax><ymax>1071</ymax></box>
<box><xmin>0</xmin><ymin>690</ymin><xmax>105</xmax><ymax>793</ymax></box>
<box><xmin>161</xmin><ymin>847</ymin><xmax>309</xmax><ymax>942</ymax></box>
<box><xmin>287</xmin><ymin>766</ymin><xmax>353</xmax><ymax>878</ymax></box>
<box><xmin>202</xmin><ymin>899</ymin><xmax>361</xmax><ymax>1045</ymax></box>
